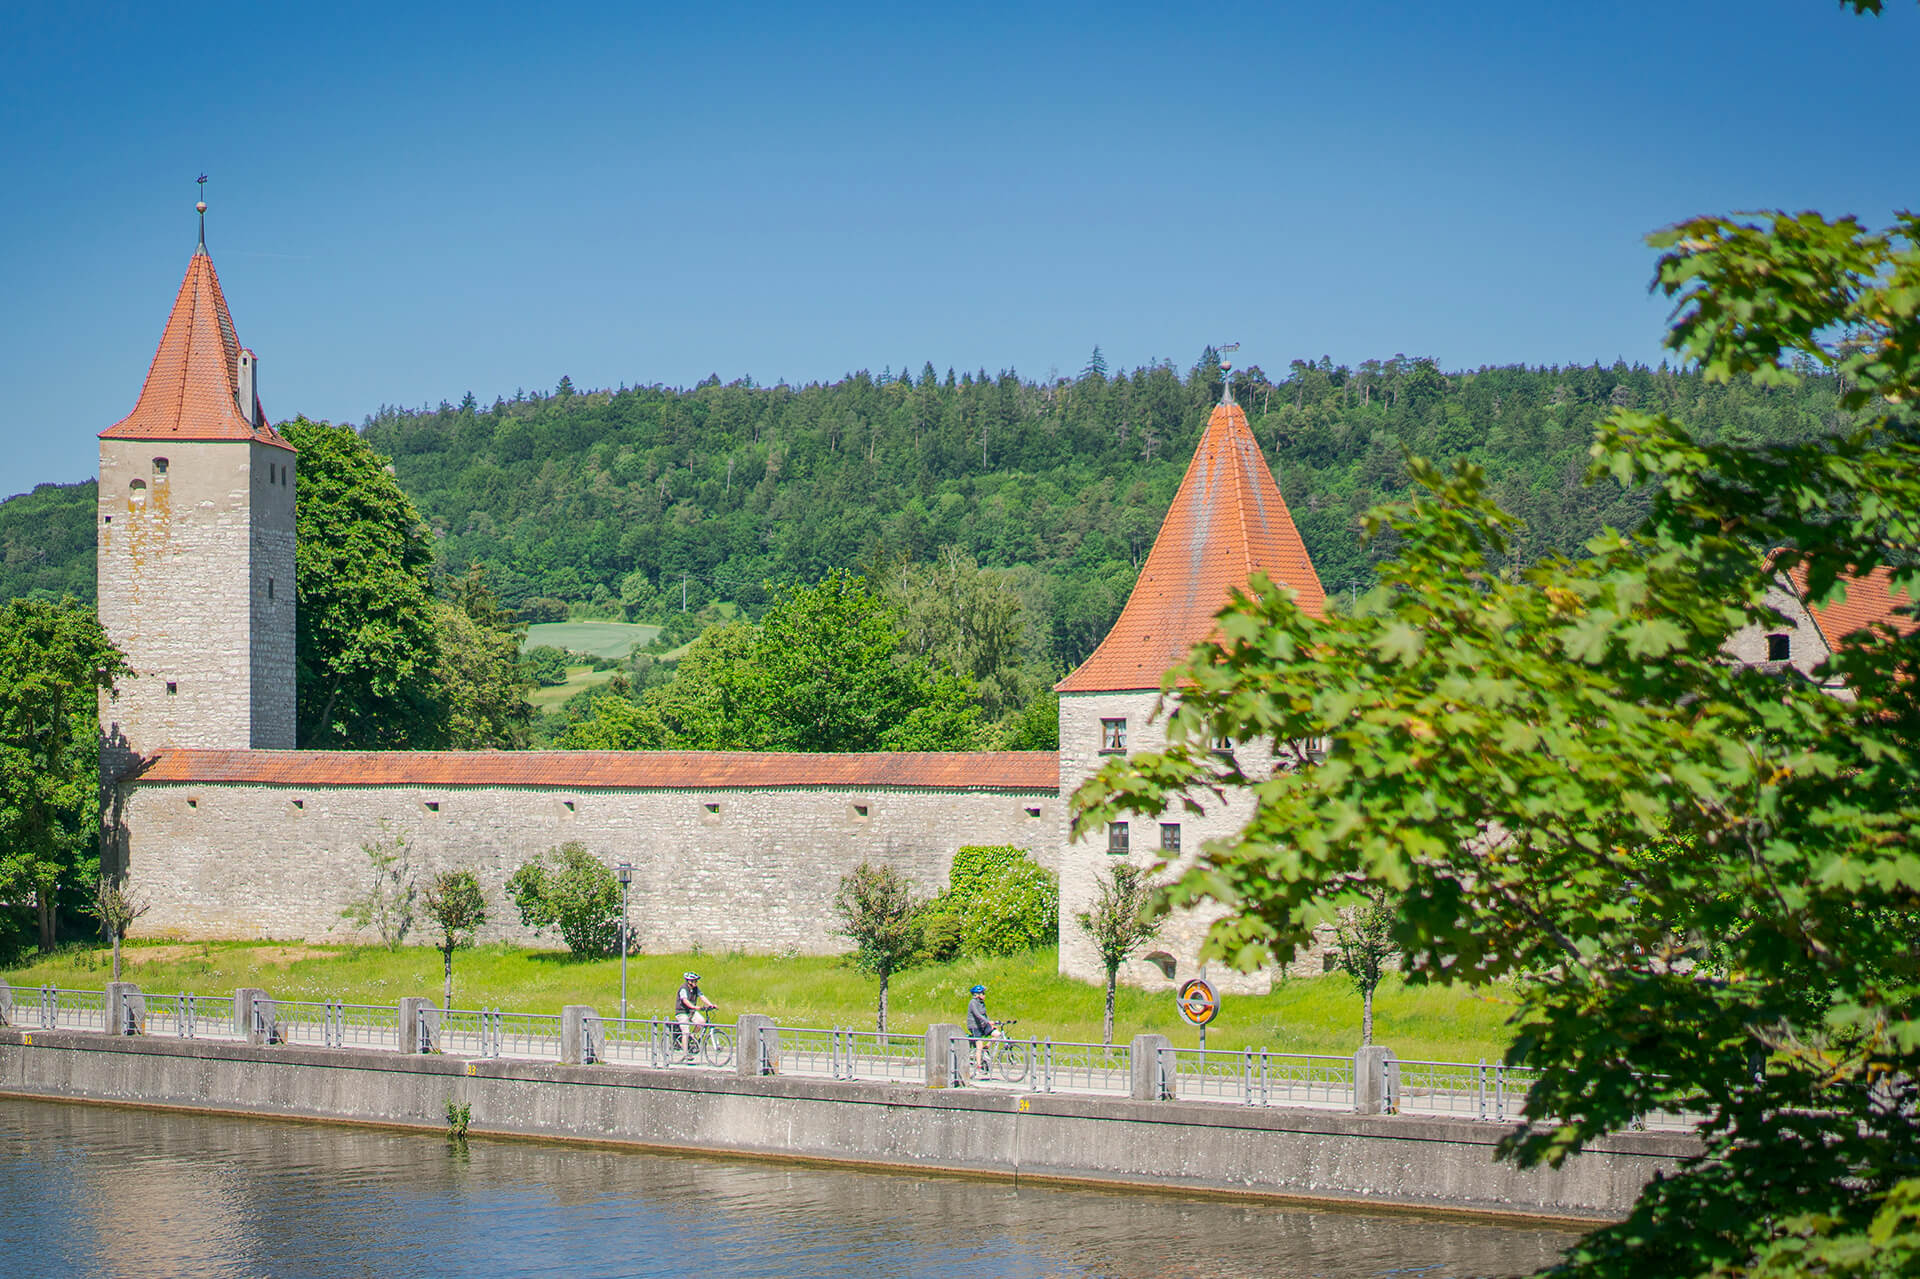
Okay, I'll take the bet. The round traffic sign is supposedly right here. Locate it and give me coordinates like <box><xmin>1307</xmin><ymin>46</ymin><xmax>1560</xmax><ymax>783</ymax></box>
<box><xmin>1177</xmin><ymin>977</ymin><xmax>1219</xmax><ymax>1027</ymax></box>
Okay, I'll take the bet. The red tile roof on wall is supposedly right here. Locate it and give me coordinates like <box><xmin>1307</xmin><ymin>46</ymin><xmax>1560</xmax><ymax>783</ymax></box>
<box><xmin>133</xmin><ymin>749</ymin><xmax>1061</xmax><ymax>792</ymax></box>
<box><xmin>1789</xmin><ymin>565</ymin><xmax>1918</xmax><ymax>648</ymax></box>
<box><xmin>1057</xmin><ymin>400</ymin><xmax>1327</xmax><ymax>692</ymax></box>
<box><xmin>99</xmin><ymin>249</ymin><xmax>293</xmax><ymax>451</ymax></box>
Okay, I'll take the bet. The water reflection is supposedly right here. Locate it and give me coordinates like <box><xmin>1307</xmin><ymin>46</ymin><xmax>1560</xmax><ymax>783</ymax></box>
<box><xmin>0</xmin><ymin>1099</ymin><xmax>1579</xmax><ymax>1278</ymax></box>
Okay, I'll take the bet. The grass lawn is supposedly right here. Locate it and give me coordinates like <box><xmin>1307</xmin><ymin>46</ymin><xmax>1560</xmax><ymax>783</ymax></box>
<box><xmin>521</xmin><ymin>621</ymin><xmax>660</xmax><ymax>659</ymax></box>
<box><xmin>527</xmin><ymin>665</ymin><xmax>619</xmax><ymax>712</ymax></box>
<box><xmin>3</xmin><ymin>942</ymin><xmax>1520</xmax><ymax>1061</ymax></box>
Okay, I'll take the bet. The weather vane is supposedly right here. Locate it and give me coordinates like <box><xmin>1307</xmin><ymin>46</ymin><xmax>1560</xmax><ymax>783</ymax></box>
<box><xmin>195</xmin><ymin>174</ymin><xmax>208</xmax><ymax>250</ymax></box>
<box><xmin>1218</xmin><ymin>342</ymin><xmax>1242</xmax><ymax>405</ymax></box>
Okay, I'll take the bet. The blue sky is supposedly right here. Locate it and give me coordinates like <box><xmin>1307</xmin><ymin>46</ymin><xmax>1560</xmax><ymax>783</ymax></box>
<box><xmin>1</xmin><ymin>0</ymin><xmax>1913</xmax><ymax>497</ymax></box>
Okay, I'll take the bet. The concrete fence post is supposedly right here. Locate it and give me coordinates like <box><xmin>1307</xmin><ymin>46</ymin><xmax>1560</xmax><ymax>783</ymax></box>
<box><xmin>926</xmin><ymin>1022</ymin><xmax>965</xmax><ymax>1087</ymax></box>
<box><xmin>106</xmin><ymin>982</ymin><xmax>144</xmax><ymax>1035</ymax></box>
<box><xmin>233</xmin><ymin>987</ymin><xmax>266</xmax><ymax>1038</ymax></box>
<box><xmin>1130</xmin><ymin>1034</ymin><xmax>1174</xmax><ymax>1100</ymax></box>
<box><xmin>0</xmin><ymin>980</ymin><xmax>12</xmax><ymax>1028</ymax></box>
<box><xmin>561</xmin><ymin>1005</ymin><xmax>601</xmax><ymax>1065</ymax></box>
<box><xmin>399</xmin><ymin>998</ymin><xmax>438</xmax><ymax>1054</ymax></box>
<box><xmin>735</xmin><ymin>1014</ymin><xmax>778</xmax><ymax>1076</ymax></box>
<box><xmin>1354</xmin><ymin>1045</ymin><xmax>1396</xmax><ymax>1115</ymax></box>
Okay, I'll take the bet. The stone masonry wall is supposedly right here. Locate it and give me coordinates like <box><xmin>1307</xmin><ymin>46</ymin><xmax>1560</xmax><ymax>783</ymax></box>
<box><xmin>122</xmin><ymin>779</ymin><xmax>1061</xmax><ymax>953</ymax></box>
<box><xmin>1055</xmin><ymin>691</ymin><xmax>1322</xmax><ymax>996</ymax></box>
<box><xmin>247</xmin><ymin>442</ymin><xmax>296</xmax><ymax>749</ymax></box>
<box><xmin>98</xmin><ymin>440</ymin><xmax>267</xmax><ymax>755</ymax></box>
<box><xmin>1724</xmin><ymin>579</ymin><xmax>1845</xmax><ymax>696</ymax></box>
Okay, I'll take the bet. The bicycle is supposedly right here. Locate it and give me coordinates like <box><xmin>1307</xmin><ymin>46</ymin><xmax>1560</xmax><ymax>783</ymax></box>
<box><xmin>972</xmin><ymin>1019</ymin><xmax>1027</xmax><ymax>1084</ymax></box>
<box><xmin>670</xmin><ymin>1012</ymin><xmax>735</xmax><ymax>1068</ymax></box>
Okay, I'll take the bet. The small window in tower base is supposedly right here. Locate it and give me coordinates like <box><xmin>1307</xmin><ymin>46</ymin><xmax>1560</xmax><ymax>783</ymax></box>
<box><xmin>165</xmin><ymin>682</ymin><xmax>177</xmax><ymax>696</ymax></box>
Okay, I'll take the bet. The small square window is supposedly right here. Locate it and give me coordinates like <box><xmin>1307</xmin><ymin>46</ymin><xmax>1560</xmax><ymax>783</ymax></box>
<box><xmin>1107</xmin><ymin>821</ymin><xmax>1130</xmax><ymax>855</ymax></box>
<box><xmin>186</xmin><ymin>797</ymin><xmax>198</xmax><ymax>809</ymax></box>
<box><xmin>165</xmin><ymin>681</ymin><xmax>177</xmax><ymax>695</ymax></box>
<box><xmin>424</xmin><ymin>801</ymin><xmax>441</xmax><ymax>813</ymax></box>
<box><xmin>1766</xmin><ymin>633</ymin><xmax>1791</xmax><ymax>661</ymax></box>
<box><xmin>152</xmin><ymin>457</ymin><xmax>168</xmax><ymax>475</ymax></box>
<box><xmin>1160</xmin><ymin>822</ymin><xmax>1181</xmax><ymax>853</ymax></box>
<box><xmin>703</xmin><ymin>802</ymin><xmax>720</xmax><ymax>814</ymax></box>
<box><xmin>1100</xmin><ymin>718</ymin><xmax>1127</xmax><ymax>752</ymax></box>
<box><xmin>290</xmin><ymin>798</ymin><xmax>304</xmax><ymax>810</ymax></box>
<box><xmin>1024</xmin><ymin>805</ymin><xmax>1042</xmax><ymax>818</ymax></box>
<box><xmin>852</xmin><ymin>803</ymin><xmax>869</xmax><ymax>819</ymax></box>
<box><xmin>562</xmin><ymin>800</ymin><xmax>576</xmax><ymax>813</ymax></box>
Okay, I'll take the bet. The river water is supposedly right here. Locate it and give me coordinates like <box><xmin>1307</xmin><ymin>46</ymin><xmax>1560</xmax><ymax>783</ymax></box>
<box><xmin>0</xmin><ymin>1098</ymin><xmax>1581</xmax><ymax>1278</ymax></box>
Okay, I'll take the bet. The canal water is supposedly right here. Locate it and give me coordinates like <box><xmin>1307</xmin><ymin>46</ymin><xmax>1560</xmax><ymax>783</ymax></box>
<box><xmin>0</xmin><ymin>1098</ymin><xmax>1581</xmax><ymax>1277</ymax></box>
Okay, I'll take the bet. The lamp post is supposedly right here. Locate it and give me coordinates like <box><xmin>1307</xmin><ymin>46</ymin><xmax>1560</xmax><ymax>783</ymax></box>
<box><xmin>617</xmin><ymin>862</ymin><xmax>633</xmax><ymax>1022</ymax></box>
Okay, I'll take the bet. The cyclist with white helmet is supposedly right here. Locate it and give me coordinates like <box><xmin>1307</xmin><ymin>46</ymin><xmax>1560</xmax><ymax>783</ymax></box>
<box><xmin>673</xmin><ymin>972</ymin><xmax>717</xmax><ymax>1058</ymax></box>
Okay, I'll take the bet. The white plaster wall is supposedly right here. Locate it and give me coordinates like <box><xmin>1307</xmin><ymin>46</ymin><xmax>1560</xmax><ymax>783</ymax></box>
<box><xmin>122</xmin><ymin>781</ymin><xmax>1061</xmax><ymax>953</ymax></box>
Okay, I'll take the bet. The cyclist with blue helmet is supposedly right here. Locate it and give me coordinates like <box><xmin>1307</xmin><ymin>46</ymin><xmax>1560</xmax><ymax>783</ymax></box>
<box><xmin>966</xmin><ymin>984</ymin><xmax>997</xmax><ymax>1076</ymax></box>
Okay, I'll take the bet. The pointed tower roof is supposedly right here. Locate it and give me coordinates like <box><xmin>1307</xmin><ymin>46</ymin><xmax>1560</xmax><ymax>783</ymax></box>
<box><xmin>1057</xmin><ymin>397</ymin><xmax>1326</xmax><ymax>692</ymax></box>
<box><xmin>100</xmin><ymin>240</ymin><xmax>292</xmax><ymax>451</ymax></box>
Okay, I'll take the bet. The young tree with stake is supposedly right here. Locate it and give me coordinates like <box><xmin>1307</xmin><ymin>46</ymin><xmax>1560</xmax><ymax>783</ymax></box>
<box><xmin>94</xmin><ymin>875</ymin><xmax>149</xmax><ymax>983</ymax></box>
<box><xmin>832</xmin><ymin>861</ymin><xmax>922</xmax><ymax>1032</ymax></box>
<box><xmin>1331</xmin><ymin>887</ymin><xmax>1396</xmax><ymax>1047</ymax></box>
<box><xmin>1075</xmin><ymin>862</ymin><xmax>1160</xmax><ymax>1045</ymax></box>
<box><xmin>422</xmin><ymin>869</ymin><xmax>487</xmax><ymax>1012</ymax></box>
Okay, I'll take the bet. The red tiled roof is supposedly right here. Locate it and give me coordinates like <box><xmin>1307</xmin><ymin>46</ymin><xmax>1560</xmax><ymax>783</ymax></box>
<box><xmin>1789</xmin><ymin>565</ymin><xmax>1918</xmax><ymax>649</ymax></box>
<box><xmin>99</xmin><ymin>249</ymin><xmax>293</xmax><ymax>451</ymax></box>
<box><xmin>1057</xmin><ymin>400</ymin><xmax>1326</xmax><ymax>692</ymax></box>
<box><xmin>133</xmin><ymin>749</ymin><xmax>1061</xmax><ymax>792</ymax></box>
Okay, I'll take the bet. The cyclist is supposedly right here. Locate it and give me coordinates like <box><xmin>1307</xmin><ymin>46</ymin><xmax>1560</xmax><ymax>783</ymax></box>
<box><xmin>673</xmin><ymin>972</ymin><xmax>717</xmax><ymax>1058</ymax></box>
<box><xmin>966</xmin><ymin>984</ymin><xmax>998</xmax><ymax>1077</ymax></box>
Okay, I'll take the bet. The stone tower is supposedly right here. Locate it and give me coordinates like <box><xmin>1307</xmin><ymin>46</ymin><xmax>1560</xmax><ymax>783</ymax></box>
<box><xmin>1054</xmin><ymin>376</ymin><xmax>1326</xmax><ymax>994</ymax></box>
<box><xmin>97</xmin><ymin>206</ymin><xmax>297</xmax><ymax>765</ymax></box>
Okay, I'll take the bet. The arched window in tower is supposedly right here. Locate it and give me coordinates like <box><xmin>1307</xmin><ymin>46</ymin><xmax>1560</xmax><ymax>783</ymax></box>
<box><xmin>151</xmin><ymin>457</ymin><xmax>169</xmax><ymax>476</ymax></box>
<box><xmin>128</xmin><ymin>478</ymin><xmax>147</xmax><ymax>507</ymax></box>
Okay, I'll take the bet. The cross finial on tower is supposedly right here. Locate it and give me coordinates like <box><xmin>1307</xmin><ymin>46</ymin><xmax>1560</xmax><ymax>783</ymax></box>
<box><xmin>1218</xmin><ymin>341</ymin><xmax>1241</xmax><ymax>406</ymax></box>
<box><xmin>195</xmin><ymin>174</ymin><xmax>208</xmax><ymax>252</ymax></box>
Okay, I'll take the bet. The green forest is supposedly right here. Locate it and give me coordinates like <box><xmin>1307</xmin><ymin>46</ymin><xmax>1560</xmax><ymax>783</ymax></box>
<box><xmin>6</xmin><ymin>352</ymin><xmax>1852</xmax><ymax>679</ymax></box>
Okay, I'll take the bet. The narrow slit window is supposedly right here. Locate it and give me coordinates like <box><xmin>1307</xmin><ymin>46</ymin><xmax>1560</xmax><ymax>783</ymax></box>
<box><xmin>267</xmin><ymin>577</ymin><xmax>274</xmax><ymax>601</ymax></box>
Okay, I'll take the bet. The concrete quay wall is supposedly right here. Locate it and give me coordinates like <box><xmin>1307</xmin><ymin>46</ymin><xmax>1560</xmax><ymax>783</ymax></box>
<box><xmin>0</xmin><ymin>1029</ymin><xmax>1692</xmax><ymax>1223</ymax></box>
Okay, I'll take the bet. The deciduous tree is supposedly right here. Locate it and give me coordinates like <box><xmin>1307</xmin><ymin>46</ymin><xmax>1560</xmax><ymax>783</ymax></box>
<box><xmin>422</xmin><ymin>868</ymin><xmax>487</xmax><ymax>1011</ymax></box>
<box><xmin>1075</xmin><ymin>862</ymin><xmax>1160</xmax><ymax>1045</ymax></box>
<box><xmin>832</xmin><ymin>861</ymin><xmax>923</xmax><ymax>1033</ymax></box>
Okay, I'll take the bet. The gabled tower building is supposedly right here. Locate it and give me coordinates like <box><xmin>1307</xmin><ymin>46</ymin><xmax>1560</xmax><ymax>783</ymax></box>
<box><xmin>98</xmin><ymin>203</ymin><xmax>296</xmax><ymax>767</ymax></box>
<box><xmin>1056</xmin><ymin>375</ymin><xmax>1327</xmax><ymax>994</ymax></box>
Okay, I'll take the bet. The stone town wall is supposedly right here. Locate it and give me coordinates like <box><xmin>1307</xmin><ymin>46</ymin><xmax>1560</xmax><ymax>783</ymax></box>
<box><xmin>246</xmin><ymin>442</ymin><xmax>296</xmax><ymax>749</ymax></box>
<box><xmin>121</xmin><ymin>778</ymin><xmax>1061</xmax><ymax>953</ymax></box>
<box><xmin>1055</xmin><ymin>692</ymin><xmax>1327</xmax><ymax>996</ymax></box>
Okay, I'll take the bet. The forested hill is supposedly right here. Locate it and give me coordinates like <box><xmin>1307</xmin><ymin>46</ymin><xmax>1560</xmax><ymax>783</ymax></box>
<box><xmin>362</xmin><ymin>355</ymin><xmax>1846</xmax><ymax>668</ymax></box>
<box><xmin>2</xmin><ymin>355</ymin><xmax>1849</xmax><ymax>671</ymax></box>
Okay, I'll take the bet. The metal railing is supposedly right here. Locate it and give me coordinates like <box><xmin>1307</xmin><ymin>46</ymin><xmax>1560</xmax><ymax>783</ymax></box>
<box><xmin>1021</xmin><ymin>1039</ymin><xmax>1131</xmax><ymax>1095</ymax></box>
<box><xmin>1170</xmin><ymin>1047</ymin><xmax>1356</xmax><ymax>1107</ymax></box>
<box><xmin>30</xmin><ymin>987</ymin><xmax>107</xmax><ymax>1032</ymax></box>
<box><xmin>776</xmin><ymin>1027</ymin><xmax>926</xmax><ymax>1082</ymax></box>
<box><xmin>1389</xmin><ymin>1059</ymin><xmax>1540</xmax><ymax>1122</ymax></box>
<box><xmin>141</xmin><ymin>992</ymin><xmax>235</xmax><ymax>1039</ymax></box>
<box><xmin>268</xmin><ymin>1000</ymin><xmax>400</xmax><ymax>1051</ymax></box>
<box><xmin>595</xmin><ymin>1014</ymin><xmax>738</xmax><ymax>1069</ymax></box>
<box><xmin>440</xmin><ymin>1007</ymin><xmax>564</xmax><ymax>1059</ymax></box>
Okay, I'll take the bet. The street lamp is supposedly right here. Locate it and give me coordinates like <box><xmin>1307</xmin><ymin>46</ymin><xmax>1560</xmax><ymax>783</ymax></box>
<box><xmin>616</xmin><ymin>862</ymin><xmax>634</xmax><ymax>1022</ymax></box>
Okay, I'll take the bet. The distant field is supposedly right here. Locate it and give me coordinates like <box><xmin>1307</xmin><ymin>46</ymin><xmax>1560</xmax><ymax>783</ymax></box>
<box><xmin>527</xmin><ymin>665</ymin><xmax>620</xmax><ymax>712</ymax></box>
<box><xmin>521</xmin><ymin>621</ymin><xmax>659</xmax><ymax>658</ymax></box>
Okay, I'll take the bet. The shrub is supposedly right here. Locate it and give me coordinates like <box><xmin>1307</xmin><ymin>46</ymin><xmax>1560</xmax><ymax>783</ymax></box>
<box><xmin>504</xmin><ymin>842</ymin><xmax>622</xmax><ymax>957</ymax></box>
<box><xmin>932</xmin><ymin>845</ymin><xmax>1058</xmax><ymax>958</ymax></box>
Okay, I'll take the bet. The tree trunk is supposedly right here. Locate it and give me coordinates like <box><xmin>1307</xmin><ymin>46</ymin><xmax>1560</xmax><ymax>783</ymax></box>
<box><xmin>442</xmin><ymin>944</ymin><xmax>454</xmax><ymax>1012</ymax></box>
<box><xmin>1362</xmin><ymin>985</ymin><xmax>1374</xmax><ymax>1046</ymax></box>
<box><xmin>37</xmin><ymin>894</ymin><xmax>54</xmax><ymax>952</ymax></box>
<box><xmin>876</xmin><ymin>970</ymin><xmax>889</xmax><ymax>1033</ymax></box>
<box><xmin>1104</xmin><ymin>967</ymin><xmax>1118</xmax><ymax>1046</ymax></box>
<box><xmin>112</xmin><ymin>932</ymin><xmax>122</xmax><ymax>982</ymax></box>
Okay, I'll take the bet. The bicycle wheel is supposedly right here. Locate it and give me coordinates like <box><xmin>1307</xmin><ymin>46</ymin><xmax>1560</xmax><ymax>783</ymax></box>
<box><xmin>703</xmin><ymin>1026</ymin><xmax>735</xmax><ymax>1068</ymax></box>
<box><xmin>996</xmin><ymin>1040</ymin><xmax>1028</xmax><ymax>1084</ymax></box>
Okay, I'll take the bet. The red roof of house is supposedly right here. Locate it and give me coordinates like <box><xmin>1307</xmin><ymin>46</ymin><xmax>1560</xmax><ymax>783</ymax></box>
<box><xmin>133</xmin><ymin>749</ymin><xmax>1060</xmax><ymax>793</ymax></box>
<box><xmin>1057</xmin><ymin>399</ymin><xmax>1326</xmax><ymax>692</ymax></box>
<box><xmin>1789</xmin><ymin>564</ymin><xmax>1918</xmax><ymax>648</ymax></box>
<box><xmin>99</xmin><ymin>248</ymin><xmax>292</xmax><ymax>451</ymax></box>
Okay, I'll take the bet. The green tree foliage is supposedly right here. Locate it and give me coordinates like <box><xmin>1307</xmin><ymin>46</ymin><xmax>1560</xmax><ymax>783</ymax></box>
<box><xmin>0</xmin><ymin>482</ymin><xmax>96</xmax><ymax>604</ymax></box>
<box><xmin>522</xmin><ymin>646</ymin><xmax>570</xmax><ymax>686</ymax></box>
<box><xmin>1075</xmin><ymin>207</ymin><xmax>1920</xmax><ymax>1277</ymax></box>
<box><xmin>421</xmin><ymin>868</ymin><xmax>487</xmax><ymax>1011</ymax></box>
<box><xmin>1074</xmin><ymin>861</ymin><xmax>1160</xmax><ymax>1045</ymax></box>
<box><xmin>283</xmin><ymin>418</ymin><xmax>442</xmax><ymax>748</ymax></box>
<box><xmin>0</xmin><ymin>598</ymin><xmax>126</xmax><ymax>955</ymax></box>
<box><xmin>433</xmin><ymin>568</ymin><xmax>533</xmax><ymax>749</ymax></box>
<box><xmin>566</xmin><ymin>572</ymin><xmax>981</xmax><ymax>752</ymax></box>
<box><xmin>918</xmin><ymin>845</ymin><xmax>1057</xmax><ymax>962</ymax></box>
<box><xmin>883</xmin><ymin>547</ymin><xmax>1046</xmax><ymax>726</ymax></box>
<box><xmin>505</xmin><ymin>841</ymin><xmax>621</xmax><ymax>958</ymax></box>
<box><xmin>1331</xmin><ymin>887</ymin><xmax>1397</xmax><ymax>1046</ymax></box>
<box><xmin>832</xmin><ymin>860</ymin><xmax>923</xmax><ymax>1032</ymax></box>
<box><xmin>999</xmin><ymin>689</ymin><xmax>1060</xmax><ymax>751</ymax></box>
